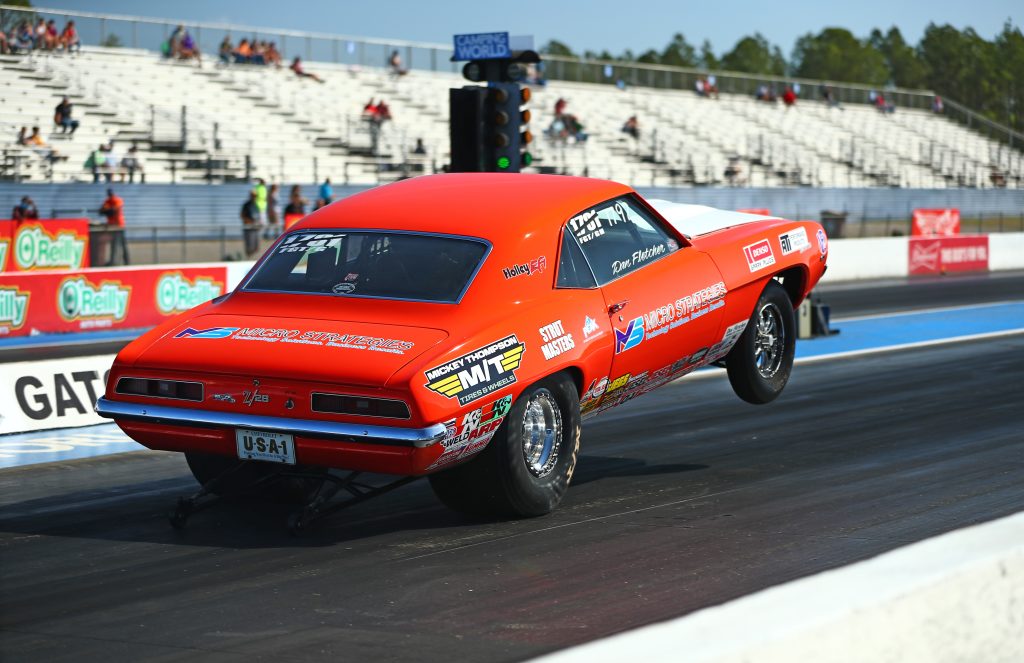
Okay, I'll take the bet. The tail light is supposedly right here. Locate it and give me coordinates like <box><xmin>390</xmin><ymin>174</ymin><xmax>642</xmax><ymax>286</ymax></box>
<box><xmin>116</xmin><ymin>377</ymin><xmax>204</xmax><ymax>402</ymax></box>
<box><xmin>311</xmin><ymin>393</ymin><xmax>410</xmax><ymax>419</ymax></box>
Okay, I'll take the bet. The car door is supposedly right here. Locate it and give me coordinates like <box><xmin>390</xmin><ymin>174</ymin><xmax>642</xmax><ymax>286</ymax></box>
<box><xmin>566</xmin><ymin>195</ymin><xmax>726</xmax><ymax>413</ymax></box>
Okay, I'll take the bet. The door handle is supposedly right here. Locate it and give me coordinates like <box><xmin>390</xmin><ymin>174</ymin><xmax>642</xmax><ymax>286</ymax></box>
<box><xmin>608</xmin><ymin>300</ymin><xmax>628</xmax><ymax>315</ymax></box>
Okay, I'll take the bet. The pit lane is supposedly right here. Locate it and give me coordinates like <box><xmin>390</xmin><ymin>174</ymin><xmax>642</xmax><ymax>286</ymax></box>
<box><xmin>1</xmin><ymin>273</ymin><xmax>1023</xmax><ymax>662</ymax></box>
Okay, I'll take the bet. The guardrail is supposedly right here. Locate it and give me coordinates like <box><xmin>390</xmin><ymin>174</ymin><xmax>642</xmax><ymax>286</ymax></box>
<box><xmin>4</xmin><ymin>4</ymin><xmax>1021</xmax><ymax>148</ymax></box>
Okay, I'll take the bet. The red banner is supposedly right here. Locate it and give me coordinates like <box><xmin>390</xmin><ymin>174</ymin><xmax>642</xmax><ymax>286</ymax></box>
<box><xmin>1</xmin><ymin>219</ymin><xmax>91</xmax><ymax>271</ymax></box>
<box><xmin>911</xmin><ymin>209</ymin><xmax>960</xmax><ymax>237</ymax></box>
<box><xmin>908</xmin><ymin>235</ymin><xmax>989</xmax><ymax>275</ymax></box>
<box><xmin>0</xmin><ymin>265</ymin><xmax>227</xmax><ymax>337</ymax></box>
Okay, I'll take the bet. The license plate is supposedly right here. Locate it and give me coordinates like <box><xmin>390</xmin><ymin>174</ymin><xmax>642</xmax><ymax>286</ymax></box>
<box><xmin>235</xmin><ymin>428</ymin><xmax>296</xmax><ymax>465</ymax></box>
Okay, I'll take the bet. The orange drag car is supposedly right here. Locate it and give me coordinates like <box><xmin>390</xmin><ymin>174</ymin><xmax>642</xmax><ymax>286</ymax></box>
<box><xmin>97</xmin><ymin>174</ymin><xmax>828</xmax><ymax>520</ymax></box>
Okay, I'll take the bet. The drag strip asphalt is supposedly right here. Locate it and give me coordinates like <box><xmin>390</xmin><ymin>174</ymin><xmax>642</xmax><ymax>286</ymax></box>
<box><xmin>1</xmin><ymin>333</ymin><xmax>1022</xmax><ymax>662</ymax></box>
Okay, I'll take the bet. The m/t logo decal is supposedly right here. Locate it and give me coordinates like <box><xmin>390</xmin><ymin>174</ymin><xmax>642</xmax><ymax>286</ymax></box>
<box><xmin>424</xmin><ymin>335</ymin><xmax>525</xmax><ymax>405</ymax></box>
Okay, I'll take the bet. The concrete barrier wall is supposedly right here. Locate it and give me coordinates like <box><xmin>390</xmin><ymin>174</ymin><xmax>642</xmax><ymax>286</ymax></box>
<box><xmin>536</xmin><ymin>512</ymin><xmax>1024</xmax><ymax>663</ymax></box>
<box><xmin>821</xmin><ymin>232</ymin><xmax>1024</xmax><ymax>283</ymax></box>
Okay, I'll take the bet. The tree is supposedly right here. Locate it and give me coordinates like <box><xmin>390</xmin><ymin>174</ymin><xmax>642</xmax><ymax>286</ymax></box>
<box><xmin>0</xmin><ymin>0</ymin><xmax>33</xmax><ymax>33</ymax></box>
<box><xmin>660</xmin><ymin>32</ymin><xmax>697</xmax><ymax>68</ymax></box>
<box><xmin>792</xmin><ymin>27</ymin><xmax>888</xmax><ymax>85</ymax></box>
<box><xmin>699</xmin><ymin>39</ymin><xmax>720</xmax><ymax>70</ymax></box>
<box><xmin>869</xmin><ymin>27</ymin><xmax>927</xmax><ymax>88</ymax></box>
<box><xmin>540</xmin><ymin>40</ymin><xmax>576</xmax><ymax>58</ymax></box>
<box><xmin>721</xmin><ymin>33</ymin><xmax>787</xmax><ymax>75</ymax></box>
<box><xmin>993</xmin><ymin>21</ymin><xmax>1024</xmax><ymax>131</ymax></box>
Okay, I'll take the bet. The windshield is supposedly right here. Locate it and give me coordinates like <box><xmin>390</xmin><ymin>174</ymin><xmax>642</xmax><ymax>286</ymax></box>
<box><xmin>244</xmin><ymin>230</ymin><xmax>489</xmax><ymax>303</ymax></box>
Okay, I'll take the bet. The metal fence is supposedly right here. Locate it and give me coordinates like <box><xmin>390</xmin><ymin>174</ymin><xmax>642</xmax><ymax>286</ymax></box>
<box><xmin>3</xmin><ymin>4</ymin><xmax>1021</xmax><ymax>149</ymax></box>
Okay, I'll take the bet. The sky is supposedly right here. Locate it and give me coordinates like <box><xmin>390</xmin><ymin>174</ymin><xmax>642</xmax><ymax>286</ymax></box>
<box><xmin>37</xmin><ymin>0</ymin><xmax>1021</xmax><ymax>57</ymax></box>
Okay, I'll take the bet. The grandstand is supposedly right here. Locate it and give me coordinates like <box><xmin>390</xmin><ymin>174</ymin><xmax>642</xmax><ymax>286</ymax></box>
<box><xmin>1</xmin><ymin>17</ymin><xmax>1022</xmax><ymax>191</ymax></box>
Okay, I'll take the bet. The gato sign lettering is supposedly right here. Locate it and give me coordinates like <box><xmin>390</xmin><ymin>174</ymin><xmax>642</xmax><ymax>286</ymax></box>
<box><xmin>0</xmin><ymin>354</ymin><xmax>115</xmax><ymax>434</ymax></box>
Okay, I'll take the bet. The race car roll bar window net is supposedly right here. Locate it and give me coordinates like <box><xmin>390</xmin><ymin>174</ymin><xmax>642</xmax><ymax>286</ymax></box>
<box><xmin>243</xmin><ymin>230</ymin><xmax>490</xmax><ymax>304</ymax></box>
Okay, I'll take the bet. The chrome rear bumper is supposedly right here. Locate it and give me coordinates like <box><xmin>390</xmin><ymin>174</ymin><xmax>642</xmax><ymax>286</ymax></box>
<box><xmin>95</xmin><ymin>397</ymin><xmax>446</xmax><ymax>448</ymax></box>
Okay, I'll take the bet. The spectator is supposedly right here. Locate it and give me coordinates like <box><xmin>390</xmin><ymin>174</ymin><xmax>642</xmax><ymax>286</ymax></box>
<box><xmin>252</xmin><ymin>177</ymin><xmax>268</xmax><ymax>229</ymax></box>
<box><xmin>782</xmin><ymin>86</ymin><xmax>797</xmax><ymax>107</ymax></box>
<box><xmin>11</xmin><ymin>196</ymin><xmax>39</xmax><ymax>221</ymax></box>
<box><xmin>26</xmin><ymin>126</ymin><xmax>60</xmax><ymax>162</ymax></box>
<box><xmin>291</xmin><ymin>57</ymin><xmax>324</xmax><ymax>83</ymax></box>
<box><xmin>318</xmin><ymin>178</ymin><xmax>334</xmax><ymax>206</ymax></box>
<box><xmin>724</xmin><ymin>158</ymin><xmax>744</xmax><ymax>186</ymax></box>
<box><xmin>121</xmin><ymin>145</ymin><xmax>144</xmax><ymax>183</ymax></box>
<box><xmin>554</xmin><ymin>97</ymin><xmax>567</xmax><ymax>117</ymax></box>
<box><xmin>167</xmin><ymin>24</ymin><xmax>185</xmax><ymax>58</ymax></box>
<box><xmin>251</xmin><ymin>40</ymin><xmax>266</xmax><ymax>65</ymax></box>
<box><xmin>99</xmin><ymin>189</ymin><xmax>128</xmax><ymax>266</ymax></box>
<box><xmin>233</xmin><ymin>37</ymin><xmax>252</xmax><ymax>63</ymax></box>
<box><xmin>265</xmin><ymin>42</ymin><xmax>282</xmax><ymax>67</ymax></box>
<box><xmin>179</xmin><ymin>30</ymin><xmax>201</xmax><ymax>62</ymax></box>
<box><xmin>266</xmin><ymin>183</ymin><xmax>281</xmax><ymax>238</ymax></box>
<box><xmin>34</xmin><ymin>18</ymin><xmax>47</xmax><ymax>50</ymax></box>
<box><xmin>412</xmin><ymin>138</ymin><xmax>427</xmax><ymax>155</ymax></box>
<box><xmin>389</xmin><ymin>50</ymin><xmax>408</xmax><ymax>77</ymax></box>
<box><xmin>622</xmin><ymin>115</ymin><xmax>639</xmax><ymax>140</ymax></box>
<box><xmin>43</xmin><ymin>20</ymin><xmax>59</xmax><ymax>50</ymax></box>
<box><xmin>218</xmin><ymin>36</ymin><xmax>233</xmax><ymax>64</ymax></box>
<box><xmin>103</xmin><ymin>143</ymin><xmax>120</xmax><ymax>182</ymax></box>
<box><xmin>376</xmin><ymin>100</ymin><xmax>392</xmax><ymax>121</ymax></box>
<box><xmin>284</xmin><ymin>184</ymin><xmax>308</xmax><ymax>216</ymax></box>
<box><xmin>706</xmin><ymin>74</ymin><xmax>719</xmax><ymax>99</ymax></box>
<box><xmin>87</xmin><ymin>144</ymin><xmax>106</xmax><ymax>182</ymax></box>
<box><xmin>820</xmin><ymin>84</ymin><xmax>840</xmax><ymax>108</ymax></box>
<box><xmin>13</xmin><ymin>22</ymin><xmax>35</xmax><ymax>52</ymax></box>
<box><xmin>695</xmin><ymin>77</ymin><xmax>706</xmax><ymax>97</ymax></box>
<box><xmin>240</xmin><ymin>191</ymin><xmax>260</xmax><ymax>258</ymax></box>
<box><xmin>60</xmin><ymin>20</ymin><xmax>80</xmax><ymax>53</ymax></box>
<box><xmin>0</xmin><ymin>28</ymin><xmax>9</xmax><ymax>55</ymax></box>
<box><xmin>54</xmin><ymin>96</ymin><xmax>79</xmax><ymax>135</ymax></box>
<box><xmin>16</xmin><ymin>126</ymin><xmax>28</xmax><ymax>146</ymax></box>
<box><xmin>932</xmin><ymin>95</ymin><xmax>944</xmax><ymax>114</ymax></box>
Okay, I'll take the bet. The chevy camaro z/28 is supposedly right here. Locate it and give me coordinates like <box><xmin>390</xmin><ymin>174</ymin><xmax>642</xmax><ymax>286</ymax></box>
<box><xmin>97</xmin><ymin>174</ymin><xmax>828</xmax><ymax>524</ymax></box>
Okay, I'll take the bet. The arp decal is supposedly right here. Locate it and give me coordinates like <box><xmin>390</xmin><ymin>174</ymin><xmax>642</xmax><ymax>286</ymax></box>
<box><xmin>427</xmin><ymin>394</ymin><xmax>514</xmax><ymax>470</ymax></box>
<box><xmin>424</xmin><ymin>335</ymin><xmax>525</xmax><ymax>406</ymax></box>
<box><xmin>502</xmin><ymin>256</ymin><xmax>547</xmax><ymax>280</ymax></box>
<box><xmin>778</xmin><ymin>228</ymin><xmax>810</xmax><ymax>256</ymax></box>
<box><xmin>743</xmin><ymin>239</ymin><xmax>776</xmax><ymax>272</ymax></box>
<box><xmin>0</xmin><ymin>286</ymin><xmax>30</xmax><ymax>333</ymax></box>
<box><xmin>539</xmin><ymin>320</ymin><xmax>575</xmax><ymax>360</ymax></box>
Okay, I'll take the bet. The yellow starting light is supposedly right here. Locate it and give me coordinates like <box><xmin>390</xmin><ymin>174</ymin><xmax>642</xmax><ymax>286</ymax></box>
<box><xmin>521</xmin><ymin>109</ymin><xmax>532</xmax><ymax>123</ymax></box>
<box><xmin>520</xmin><ymin>87</ymin><xmax>532</xmax><ymax>103</ymax></box>
<box><xmin>521</xmin><ymin>130</ymin><xmax>533</xmax><ymax>145</ymax></box>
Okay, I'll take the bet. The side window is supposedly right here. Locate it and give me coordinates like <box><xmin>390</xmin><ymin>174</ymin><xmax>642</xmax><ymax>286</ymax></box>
<box><xmin>557</xmin><ymin>230</ymin><xmax>597</xmax><ymax>288</ymax></box>
<box><xmin>564</xmin><ymin>196</ymin><xmax>678</xmax><ymax>285</ymax></box>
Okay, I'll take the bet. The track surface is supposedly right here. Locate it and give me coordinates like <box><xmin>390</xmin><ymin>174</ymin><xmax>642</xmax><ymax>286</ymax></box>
<box><xmin>2</xmin><ymin>281</ymin><xmax>1023</xmax><ymax>661</ymax></box>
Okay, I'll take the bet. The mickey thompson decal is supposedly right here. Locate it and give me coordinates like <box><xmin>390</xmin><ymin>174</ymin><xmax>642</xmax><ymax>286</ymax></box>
<box><xmin>424</xmin><ymin>335</ymin><xmax>525</xmax><ymax>405</ymax></box>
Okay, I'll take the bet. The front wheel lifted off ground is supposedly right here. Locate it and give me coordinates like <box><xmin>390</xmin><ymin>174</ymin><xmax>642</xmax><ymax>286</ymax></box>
<box><xmin>725</xmin><ymin>279</ymin><xmax>796</xmax><ymax>404</ymax></box>
<box><xmin>429</xmin><ymin>373</ymin><xmax>582</xmax><ymax>518</ymax></box>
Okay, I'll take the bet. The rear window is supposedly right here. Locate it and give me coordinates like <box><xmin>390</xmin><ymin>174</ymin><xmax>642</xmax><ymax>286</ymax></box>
<box><xmin>244</xmin><ymin>230</ymin><xmax>489</xmax><ymax>303</ymax></box>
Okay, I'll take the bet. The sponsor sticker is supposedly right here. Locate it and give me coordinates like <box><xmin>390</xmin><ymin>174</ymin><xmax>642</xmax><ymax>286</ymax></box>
<box><xmin>743</xmin><ymin>239</ymin><xmax>776</xmax><ymax>272</ymax></box>
<box><xmin>816</xmin><ymin>229</ymin><xmax>828</xmax><ymax>255</ymax></box>
<box><xmin>14</xmin><ymin>223</ymin><xmax>87</xmax><ymax>270</ymax></box>
<box><xmin>276</xmin><ymin>231</ymin><xmax>346</xmax><ymax>254</ymax></box>
<box><xmin>583</xmin><ymin>315</ymin><xmax>601</xmax><ymax>340</ymax></box>
<box><xmin>613</xmin><ymin>281</ymin><xmax>727</xmax><ymax>353</ymax></box>
<box><xmin>778</xmin><ymin>228</ymin><xmax>810</xmax><ymax>255</ymax></box>
<box><xmin>0</xmin><ymin>286</ymin><xmax>30</xmax><ymax>333</ymax></box>
<box><xmin>156</xmin><ymin>272</ymin><xmax>225</xmax><ymax>315</ymax></box>
<box><xmin>427</xmin><ymin>394</ymin><xmax>513</xmax><ymax>469</ymax></box>
<box><xmin>502</xmin><ymin>256</ymin><xmax>547</xmax><ymax>280</ymax></box>
<box><xmin>174</xmin><ymin>326</ymin><xmax>415</xmax><ymax>353</ymax></box>
<box><xmin>424</xmin><ymin>335</ymin><xmax>525</xmax><ymax>406</ymax></box>
<box><xmin>57</xmin><ymin>276</ymin><xmax>131</xmax><ymax>328</ymax></box>
<box><xmin>539</xmin><ymin>320</ymin><xmax>575</xmax><ymax>360</ymax></box>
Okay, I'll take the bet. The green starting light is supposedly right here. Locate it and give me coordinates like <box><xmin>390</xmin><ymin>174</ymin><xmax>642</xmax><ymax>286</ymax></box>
<box><xmin>497</xmin><ymin>156</ymin><xmax>511</xmax><ymax>170</ymax></box>
<box><xmin>522</xmin><ymin>152</ymin><xmax>533</xmax><ymax>167</ymax></box>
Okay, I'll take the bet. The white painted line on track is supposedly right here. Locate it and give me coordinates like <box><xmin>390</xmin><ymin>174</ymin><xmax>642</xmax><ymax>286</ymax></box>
<box><xmin>833</xmin><ymin>299</ymin><xmax>1024</xmax><ymax>323</ymax></box>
